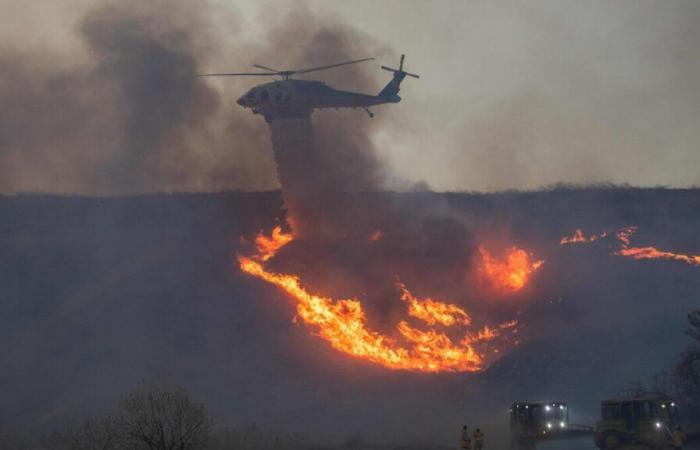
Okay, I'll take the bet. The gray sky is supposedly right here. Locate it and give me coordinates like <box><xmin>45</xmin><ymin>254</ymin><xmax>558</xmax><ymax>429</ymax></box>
<box><xmin>1</xmin><ymin>0</ymin><xmax>699</xmax><ymax>192</ymax></box>
<box><xmin>303</xmin><ymin>0</ymin><xmax>700</xmax><ymax>191</ymax></box>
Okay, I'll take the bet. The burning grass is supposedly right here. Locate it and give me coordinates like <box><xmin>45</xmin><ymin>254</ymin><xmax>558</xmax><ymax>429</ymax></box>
<box><xmin>559</xmin><ymin>225</ymin><xmax>700</xmax><ymax>267</ymax></box>
<box><xmin>238</xmin><ymin>226</ymin><xmax>520</xmax><ymax>373</ymax></box>
<box><xmin>476</xmin><ymin>245</ymin><xmax>544</xmax><ymax>293</ymax></box>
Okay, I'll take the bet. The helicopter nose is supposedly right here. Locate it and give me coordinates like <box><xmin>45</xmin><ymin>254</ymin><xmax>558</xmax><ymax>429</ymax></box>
<box><xmin>236</xmin><ymin>97</ymin><xmax>245</xmax><ymax>106</ymax></box>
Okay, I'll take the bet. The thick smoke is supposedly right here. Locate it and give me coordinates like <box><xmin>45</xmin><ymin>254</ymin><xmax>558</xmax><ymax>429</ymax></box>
<box><xmin>269</xmin><ymin>116</ymin><xmax>387</xmax><ymax>239</ymax></box>
<box><xmin>244</xmin><ymin>11</ymin><xmax>391</xmax><ymax>238</ymax></box>
<box><xmin>0</xmin><ymin>1</ymin><xmax>396</xmax><ymax>196</ymax></box>
<box><xmin>0</xmin><ymin>0</ymin><xmax>277</xmax><ymax>194</ymax></box>
<box><xmin>4</xmin><ymin>1</ymin><xmax>700</xmax><ymax>194</ymax></box>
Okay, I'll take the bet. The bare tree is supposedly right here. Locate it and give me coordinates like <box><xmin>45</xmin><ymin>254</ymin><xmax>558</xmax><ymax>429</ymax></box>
<box><xmin>49</xmin><ymin>415</ymin><xmax>117</xmax><ymax>450</ymax></box>
<box><xmin>113</xmin><ymin>384</ymin><xmax>212</xmax><ymax>450</ymax></box>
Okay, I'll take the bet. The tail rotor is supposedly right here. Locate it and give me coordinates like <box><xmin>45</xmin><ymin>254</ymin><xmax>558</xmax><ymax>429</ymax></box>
<box><xmin>378</xmin><ymin>54</ymin><xmax>419</xmax><ymax>100</ymax></box>
<box><xmin>381</xmin><ymin>54</ymin><xmax>420</xmax><ymax>79</ymax></box>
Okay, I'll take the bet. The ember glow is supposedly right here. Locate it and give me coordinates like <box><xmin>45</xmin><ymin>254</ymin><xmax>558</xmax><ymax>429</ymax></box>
<box><xmin>369</xmin><ymin>230</ymin><xmax>383</xmax><ymax>242</ymax></box>
<box><xmin>477</xmin><ymin>245</ymin><xmax>544</xmax><ymax>293</ymax></box>
<box><xmin>560</xmin><ymin>229</ymin><xmax>608</xmax><ymax>245</ymax></box>
<box><xmin>615</xmin><ymin>226</ymin><xmax>700</xmax><ymax>267</ymax></box>
<box><xmin>238</xmin><ymin>228</ymin><xmax>518</xmax><ymax>373</ymax></box>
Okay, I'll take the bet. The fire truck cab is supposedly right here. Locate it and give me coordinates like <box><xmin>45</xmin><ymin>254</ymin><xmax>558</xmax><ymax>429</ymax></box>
<box><xmin>595</xmin><ymin>396</ymin><xmax>676</xmax><ymax>449</ymax></box>
<box><xmin>510</xmin><ymin>400</ymin><xmax>596</xmax><ymax>450</ymax></box>
<box><xmin>510</xmin><ymin>401</ymin><xmax>570</xmax><ymax>437</ymax></box>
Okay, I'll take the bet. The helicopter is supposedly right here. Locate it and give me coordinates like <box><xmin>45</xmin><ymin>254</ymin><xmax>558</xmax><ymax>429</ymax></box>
<box><xmin>198</xmin><ymin>55</ymin><xmax>419</xmax><ymax>123</ymax></box>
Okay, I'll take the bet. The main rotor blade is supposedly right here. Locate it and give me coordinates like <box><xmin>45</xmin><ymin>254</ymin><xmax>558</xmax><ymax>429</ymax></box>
<box><xmin>252</xmin><ymin>64</ymin><xmax>279</xmax><ymax>72</ymax></box>
<box><xmin>196</xmin><ymin>72</ymin><xmax>277</xmax><ymax>77</ymax></box>
<box><xmin>295</xmin><ymin>57</ymin><xmax>374</xmax><ymax>74</ymax></box>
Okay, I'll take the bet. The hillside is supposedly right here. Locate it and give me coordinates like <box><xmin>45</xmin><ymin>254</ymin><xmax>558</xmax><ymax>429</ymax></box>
<box><xmin>0</xmin><ymin>188</ymin><xmax>698</xmax><ymax>446</ymax></box>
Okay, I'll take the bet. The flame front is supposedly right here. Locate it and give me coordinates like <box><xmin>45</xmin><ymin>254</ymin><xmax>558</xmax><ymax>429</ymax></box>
<box><xmin>615</xmin><ymin>226</ymin><xmax>700</xmax><ymax>267</ymax></box>
<box><xmin>477</xmin><ymin>245</ymin><xmax>544</xmax><ymax>293</ymax></box>
<box><xmin>238</xmin><ymin>227</ymin><xmax>517</xmax><ymax>373</ymax></box>
<box><xmin>558</xmin><ymin>226</ymin><xmax>700</xmax><ymax>267</ymax></box>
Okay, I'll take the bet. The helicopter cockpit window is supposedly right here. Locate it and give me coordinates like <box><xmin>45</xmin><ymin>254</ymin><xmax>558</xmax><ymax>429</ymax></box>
<box><xmin>260</xmin><ymin>90</ymin><xmax>269</xmax><ymax>101</ymax></box>
<box><xmin>246</xmin><ymin>90</ymin><xmax>256</xmax><ymax>99</ymax></box>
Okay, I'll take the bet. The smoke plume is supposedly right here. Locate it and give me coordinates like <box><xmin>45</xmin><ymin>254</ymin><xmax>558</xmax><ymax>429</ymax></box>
<box><xmin>0</xmin><ymin>0</ymin><xmax>399</xmax><ymax>196</ymax></box>
<box><xmin>0</xmin><ymin>0</ymin><xmax>278</xmax><ymax>194</ymax></box>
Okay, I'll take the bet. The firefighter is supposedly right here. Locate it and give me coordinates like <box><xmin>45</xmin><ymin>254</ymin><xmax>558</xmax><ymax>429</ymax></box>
<box><xmin>460</xmin><ymin>425</ymin><xmax>472</xmax><ymax>450</ymax></box>
<box><xmin>672</xmin><ymin>425</ymin><xmax>686</xmax><ymax>450</ymax></box>
<box><xmin>473</xmin><ymin>428</ymin><xmax>484</xmax><ymax>449</ymax></box>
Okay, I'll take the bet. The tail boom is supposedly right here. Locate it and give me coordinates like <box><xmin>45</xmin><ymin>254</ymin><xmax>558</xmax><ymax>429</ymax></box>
<box><xmin>377</xmin><ymin>54</ymin><xmax>418</xmax><ymax>101</ymax></box>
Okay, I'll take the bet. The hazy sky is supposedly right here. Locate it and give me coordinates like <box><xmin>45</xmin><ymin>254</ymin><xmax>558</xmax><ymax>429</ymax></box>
<box><xmin>302</xmin><ymin>0</ymin><xmax>700</xmax><ymax>191</ymax></box>
<box><xmin>1</xmin><ymin>0</ymin><xmax>699</xmax><ymax>192</ymax></box>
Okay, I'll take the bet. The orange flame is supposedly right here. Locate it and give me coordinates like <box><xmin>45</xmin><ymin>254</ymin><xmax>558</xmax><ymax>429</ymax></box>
<box><xmin>462</xmin><ymin>325</ymin><xmax>498</xmax><ymax>344</ymax></box>
<box><xmin>616</xmin><ymin>226</ymin><xmax>635</xmax><ymax>247</ymax></box>
<box><xmin>462</xmin><ymin>320</ymin><xmax>518</xmax><ymax>345</ymax></box>
<box><xmin>398</xmin><ymin>282</ymin><xmax>471</xmax><ymax>326</ymax></box>
<box><xmin>253</xmin><ymin>226</ymin><xmax>293</xmax><ymax>261</ymax></box>
<box><xmin>477</xmin><ymin>245</ymin><xmax>544</xmax><ymax>293</ymax></box>
<box><xmin>614</xmin><ymin>226</ymin><xmax>700</xmax><ymax>267</ymax></box>
<box><xmin>559</xmin><ymin>226</ymin><xmax>700</xmax><ymax>267</ymax></box>
<box><xmin>239</xmin><ymin>255</ymin><xmax>483</xmax><ymax>372</ymax></box>
<box><xmin>560</xmin><ymin>229</ymin><xmax>608</xmax><ymax>245</ymax></box>
<box><xmin>237</xmin><ymin>228</ymin><xmax>520</xmax><ymax>373</ymax></box>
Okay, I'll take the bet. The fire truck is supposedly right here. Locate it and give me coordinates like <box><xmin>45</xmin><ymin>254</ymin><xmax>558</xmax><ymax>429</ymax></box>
<box><xmin>510</xmin><ymin>401</ymin><xmax>593</xmax><ymax>450</ymax></box>
<box><xmin>594</xmin><ymin>395</ymin><xmax>677</xmax><ymax>449</ymax></box>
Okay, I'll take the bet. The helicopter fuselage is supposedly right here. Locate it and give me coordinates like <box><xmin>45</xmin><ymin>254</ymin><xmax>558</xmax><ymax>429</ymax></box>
<box><xmin>201</xmin><ymin>54</ymin><xmax>418</xmax><ymax>122</ymax></box>
<box><xmin>236</xmin><ymin>79</ymin><xmax>400</xmax><ymax>122</ymax></box>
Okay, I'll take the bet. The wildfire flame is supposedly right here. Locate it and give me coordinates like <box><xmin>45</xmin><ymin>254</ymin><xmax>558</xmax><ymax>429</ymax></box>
<box><xmin>398</xmin><ymin>282</ymin><xmax>471</xmax><ymax>326</ymax></box>
<box><xmin>558</xmin><ymin>226</ymin><xmax>700</xmax><ymax>267</ymax></box>
<box><xmin>477</xmin><ymin>245</ymin><xmax>544</xmax><ymax>293</ymax></box>
<box><xmin>462</xmin><ymin>321</ymin><xmax>518</xmax><ymax>345</ymax></box>
<box><xmin>237</xmin><ymin>227</ymin><xmax>519</xmax><ymax>373</ymax></box>
<box><xmin>252</xmin><ymin>226</ymin><xmax>293</xmax><ymax>261</ymax></box>
<box><xmin>560</xmin><ymin>229</ymin><xmax>608</xmax><ymax>245</ymax></box>
<box><xmin>615</xmin><ymin>226</ymin><xmax>700</xmax><ymax>267</ymax></box>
